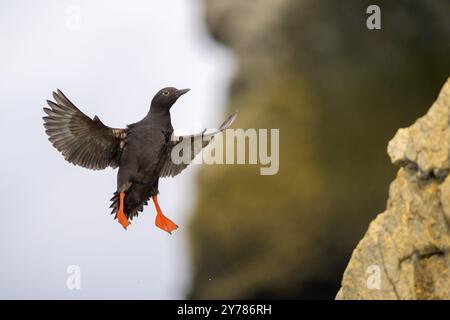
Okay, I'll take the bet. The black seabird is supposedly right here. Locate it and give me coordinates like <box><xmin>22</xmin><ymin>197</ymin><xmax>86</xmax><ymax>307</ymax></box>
<box><xmin>43</xmin><ymin>87</ymin><xmax>237</xmax><ymax>233</ymax></box>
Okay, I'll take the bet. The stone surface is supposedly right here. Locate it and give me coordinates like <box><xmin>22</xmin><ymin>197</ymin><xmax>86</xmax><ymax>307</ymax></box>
<box><xmin>337</xmin><ymin>78</ymin><xmax>450</xmax><ymax>300</ymax></box>
<box><xmin>190</xmin><ymin>0</ymin><xmax>450</xmax><ymax>299</ymax></box>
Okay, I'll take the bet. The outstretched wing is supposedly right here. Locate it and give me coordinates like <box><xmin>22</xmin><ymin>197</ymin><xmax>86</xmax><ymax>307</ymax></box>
<box><xmin>43</xmin><ymin>89</ymin><xmax>127</xmax><ymax>170</ymax></box>
<box><xmin>159</xmin><ymin>112</ymin><xmax>238</xmax><ymax>178</ymax></box>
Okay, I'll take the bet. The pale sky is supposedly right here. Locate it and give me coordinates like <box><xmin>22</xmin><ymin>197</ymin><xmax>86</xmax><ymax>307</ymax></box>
<box><xmin>0</xmin><ymin>0</ymin><xmax>234</xmax><ymax>299</ymax></box>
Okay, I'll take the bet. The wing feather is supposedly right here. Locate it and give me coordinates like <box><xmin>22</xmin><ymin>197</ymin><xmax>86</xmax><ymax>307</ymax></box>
<box><xmin>43</xmin><ymin>89</ymin><xmax>127</xmax><ymax>170</ymax></box>
<box><xmin>160</xmin><ymin>112</ymin><xmax>238</xmax><ymax>178</ymax></box>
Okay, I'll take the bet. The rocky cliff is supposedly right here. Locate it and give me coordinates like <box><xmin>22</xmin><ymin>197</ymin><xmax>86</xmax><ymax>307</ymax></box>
<box><xmin>337</xmin><ymin>78</ymin><xmax>450</xmax><ymax>299</ymax></box>
<box><xmin>190</xmin><ymin>0</ymin><xmax>450</xmax><ymax>299</ymax></box>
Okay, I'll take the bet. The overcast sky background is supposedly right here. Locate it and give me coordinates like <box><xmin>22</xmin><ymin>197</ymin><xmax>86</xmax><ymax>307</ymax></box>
<box><xmin>0</xmin><ymin>0</ymin><xmax>234</xmax><ymax>299</ymax></box>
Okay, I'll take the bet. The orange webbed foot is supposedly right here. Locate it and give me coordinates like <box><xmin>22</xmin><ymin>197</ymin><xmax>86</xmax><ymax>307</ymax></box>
<box><xmin>155</xmin><ymin>212</ymin><xmax>178</xmax><ymax>234</ymax></box>
<box><xmin>152</xmin><ymin>195</ymin><xmax>178</xmax><ymax>234</ymax></box>
<box><xmin>117</xmin><ymin>210</ymin><xmax>130</xmax><ymax>229</ymax></box>
<box><xmin>117</xmin><ymin>192</ymin><xmax>130</xmax><ymax>230</ymax></box>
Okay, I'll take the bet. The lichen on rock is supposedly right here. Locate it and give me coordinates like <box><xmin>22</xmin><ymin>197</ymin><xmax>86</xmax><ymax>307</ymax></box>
<box><xmin>337</xmin><ymin>78</ymin><xmax>450</xmax><ymax>300</ymax></box>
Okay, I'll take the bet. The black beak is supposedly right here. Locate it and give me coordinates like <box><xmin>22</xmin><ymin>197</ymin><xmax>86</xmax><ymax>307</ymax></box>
<box><xmin>176</xmin><ymin>88</ymin><xmax>190</xmax><ymax>97</ymax></box>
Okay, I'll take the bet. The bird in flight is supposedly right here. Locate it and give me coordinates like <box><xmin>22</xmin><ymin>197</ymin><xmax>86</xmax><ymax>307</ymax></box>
<box><xmin>43</xmin><ymin>88</ymin><xmax>237</xmax><ymax>234</ymax></box>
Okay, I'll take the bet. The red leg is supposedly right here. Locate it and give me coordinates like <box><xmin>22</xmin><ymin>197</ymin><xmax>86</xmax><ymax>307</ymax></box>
<box><xmin>152</xmin><ymin>195</ymin><xmax>178</xmax><ymax>234</ymax></box>
<box><xmin>117</xmin><ymin>192</ymin><xmax>130</xmax><ymax>229</ymax></box>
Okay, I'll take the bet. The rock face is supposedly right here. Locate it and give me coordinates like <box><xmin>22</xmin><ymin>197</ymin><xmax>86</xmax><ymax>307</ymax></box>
<box><xmin>337</xmin><ymin>78</ymin><xmax>450</xmax><ymax>299</ymax></box>
<box><xmin>190</xmin><ymin>0</ymin><xmax>450</xmax><ymax>299</ymax></box>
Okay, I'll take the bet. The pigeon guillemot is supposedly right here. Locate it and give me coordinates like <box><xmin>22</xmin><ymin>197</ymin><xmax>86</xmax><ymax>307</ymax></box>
<box><xmin>43</xmin><ymin>88</ymin><xmax>237</xmax><ymax>233</ymax></box>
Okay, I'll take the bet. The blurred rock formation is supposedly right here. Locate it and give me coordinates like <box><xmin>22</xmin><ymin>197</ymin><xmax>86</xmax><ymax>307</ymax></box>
<box><xmin>190</xmin><ymin>0</ymin><xmax>450</xmax><ymax>299</ymax></box>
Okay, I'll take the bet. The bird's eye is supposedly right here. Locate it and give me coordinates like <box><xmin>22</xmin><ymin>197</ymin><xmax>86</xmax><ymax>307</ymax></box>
<box><xmin>163</xmin><ymin>91</ymin><xmax>169</xmax><ymax>96</ymax></box>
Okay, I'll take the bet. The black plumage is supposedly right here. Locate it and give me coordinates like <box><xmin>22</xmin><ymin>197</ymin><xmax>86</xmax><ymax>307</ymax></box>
<box><xmin>43</xmin><ymin>87</ymin><xmax>237</xmax><ymax>232</ymax></box>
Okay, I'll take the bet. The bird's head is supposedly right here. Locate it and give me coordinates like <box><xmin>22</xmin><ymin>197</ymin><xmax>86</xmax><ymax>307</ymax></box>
<box><xmin>150</xmin><ymin>87</ymin><xmax>190</xmax><ymax>113</ymax></box>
